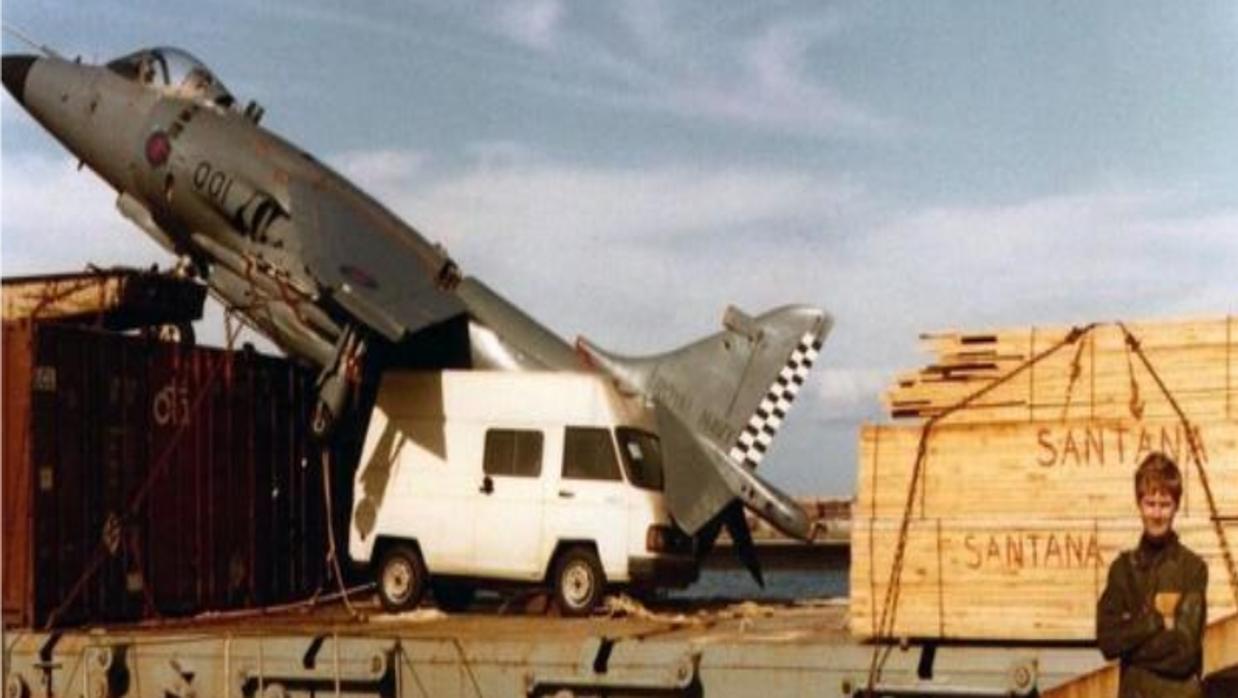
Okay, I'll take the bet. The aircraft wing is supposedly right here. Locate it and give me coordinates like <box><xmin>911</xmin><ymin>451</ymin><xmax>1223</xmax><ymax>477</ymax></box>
<box><xmin>289</xmin><ymin>178</ymin><xmax>466</xmax><ymax>342</ymax></box>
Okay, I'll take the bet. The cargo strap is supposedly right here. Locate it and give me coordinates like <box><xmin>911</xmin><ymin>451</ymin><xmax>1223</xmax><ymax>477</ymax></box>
<box><xmin>1058</xmin><ymin>330</ymin><xmax>1090</xmax><ymax>420</ymax></box>
<box><xmin>26</xmin><ymin>269</ymin><xmax>114</xmax><ymax>325</ymax></box>
<box><xmin>866</xmin><ymin>323</ymin><xmax>1099</xmax><ymax>692</ymax></box>
<box><xmin>1119</xmin><ymin>323</ymin><xmax>1238</xmax><ymax>609</ymax></box>
<box><xmin>43</xmin><ymin>315</ymin><xmax>244</xmax><ymax>629</ymax></box>
<box><xmin>318</xmin><ymin>450</ymin><xmax>362</xmax><ymax>619</ymax></box>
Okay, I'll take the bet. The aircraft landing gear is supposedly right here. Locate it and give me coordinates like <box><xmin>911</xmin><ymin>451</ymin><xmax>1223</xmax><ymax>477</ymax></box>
<box><xmin>312</xmin><ymin>325</ymin><xmax>368</xmax><ymax>441</ymax></box>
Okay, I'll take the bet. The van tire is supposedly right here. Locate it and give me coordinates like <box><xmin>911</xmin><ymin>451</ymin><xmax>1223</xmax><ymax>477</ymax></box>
<box><xmin>376</xmin><ymin>543</ymin><xmax>427</xmax><ymax>612</ymax></box>
<box><xmin>552</xmin><ymin>547</ymin><xmax>605</xmax><ymax>617</ymax></box>
<box><xmin>431</xmin><ymin>580</ymin><xmax>476</xmax><ymax>613</ymax></box>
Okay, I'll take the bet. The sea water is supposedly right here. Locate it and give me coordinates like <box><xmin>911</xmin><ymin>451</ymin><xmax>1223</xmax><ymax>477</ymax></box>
<box><xmin>671</xmin><ymin>567</ymin><xmax>849</xmax><ymax>601</ymax></box>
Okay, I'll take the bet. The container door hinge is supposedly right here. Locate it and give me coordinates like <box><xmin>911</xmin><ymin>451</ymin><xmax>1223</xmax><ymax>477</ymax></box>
<box><xmin>525</xmin><ymin>638</ymin><xmax>701</xmax><ymax>696</ymax></box>
<box><xmin>165</xmin><ymin>657</ymin><xmax>197</xmax><ymax>698</ymax></box>
<box><xmin>849</xmin><ymin>657</ymin><xmax>1038</xmax><ymax>697</ymax></box>
<box><xmin>85</xmin><ymin>644</ymin><xmax>131</xmax><ymax>698</ymax></box>
<box><xmin>237</xmin><ymin>638</ymin><xmax>395</xmax><ymax>698</ymax></box>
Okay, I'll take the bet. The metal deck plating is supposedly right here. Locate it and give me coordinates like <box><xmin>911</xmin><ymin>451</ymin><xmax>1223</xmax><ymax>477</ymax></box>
<box><xmin>3</xmin><ymin>598</ymin><xmax>1108</xmax><ymax>698</ymax></box>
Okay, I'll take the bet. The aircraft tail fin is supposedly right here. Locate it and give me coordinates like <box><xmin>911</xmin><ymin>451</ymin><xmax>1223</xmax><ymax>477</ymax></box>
<box><xmin>578</xmin><ymin>305</ymin><xmax>831</xmax><ymax>540</ymax></box>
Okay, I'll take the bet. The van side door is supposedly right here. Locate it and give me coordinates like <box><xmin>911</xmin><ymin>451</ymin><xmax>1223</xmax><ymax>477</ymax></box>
<box><xmin>470</xmin><ymin>428</ymin><xmax>547</xmax><ymax>580</ymax></box>
<box><xmin>547</xmin><ymin>427</ymin><xmax>630</xmax><ymax>580</ymax></box>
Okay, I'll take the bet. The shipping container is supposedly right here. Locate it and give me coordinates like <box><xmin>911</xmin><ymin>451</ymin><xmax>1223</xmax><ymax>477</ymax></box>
<box><xmin>2</xmin><ymin>321</ymin><xmax>353</xmax><ymax>628</ymax></box>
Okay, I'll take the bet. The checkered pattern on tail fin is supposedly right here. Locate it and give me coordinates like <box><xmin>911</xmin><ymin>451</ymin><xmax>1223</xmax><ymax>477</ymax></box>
<box><xmin>728</xmin><ymin>332</ymin><xmax>823</xmax><ymax>467</ymax></box>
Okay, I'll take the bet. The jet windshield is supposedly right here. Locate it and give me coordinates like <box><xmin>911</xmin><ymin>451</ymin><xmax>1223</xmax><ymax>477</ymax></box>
<box><xmin>106</xmin><ymin>47</ymin><xmax>235</xmax><ymax>107</ymax></box>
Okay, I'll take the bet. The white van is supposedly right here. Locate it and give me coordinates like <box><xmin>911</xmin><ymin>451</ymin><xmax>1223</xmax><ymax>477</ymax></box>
<box><xmin>348</xmin><ymin>370</ymin><xmax>698</xmax><ymax>615</ymax></box>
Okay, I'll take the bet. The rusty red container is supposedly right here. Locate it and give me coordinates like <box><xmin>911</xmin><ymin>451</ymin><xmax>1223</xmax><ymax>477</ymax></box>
<box><xmin>2</xmin><ymin>321</ymin><xmax>350</xmax><ymax>628</ymax></box>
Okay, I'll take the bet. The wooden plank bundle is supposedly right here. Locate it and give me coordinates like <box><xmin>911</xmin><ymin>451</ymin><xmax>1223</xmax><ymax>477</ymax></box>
<box><xmin>852</xmin><ymin>512</ymin><xmax>1238</xmax><ymax>641</ymax></box>
<box><xmin>853</xmin><ymin>316</ymin><xmax>1238</xmax><ymax>642</ymax></box>
<box><xmin>885</xmin><ymin>317</ymin><xmax>1236</xmax><ymax>424</ymax></box>
<box><xmin>1</xmin><ymin>268</ymin><xmax>206</xmax><ymax>328</ymax></box>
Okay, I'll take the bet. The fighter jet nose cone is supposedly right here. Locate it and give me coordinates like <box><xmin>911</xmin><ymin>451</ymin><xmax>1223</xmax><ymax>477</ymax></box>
<box><xmin>2</xmin><ymin>54</ymin><xmax>37</xmax><ymax>106</ymax></box>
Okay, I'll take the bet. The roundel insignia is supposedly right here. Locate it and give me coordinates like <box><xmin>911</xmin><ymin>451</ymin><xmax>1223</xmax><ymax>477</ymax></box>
<box><xmin>145</xmin><ymin>131</ymin><xmax>172</xmax><ymax>167</ymax></box>
<box><xmin>339</xmin><ymin>264</ymin><xmax>379</xmax><ymax>290</ymax></box>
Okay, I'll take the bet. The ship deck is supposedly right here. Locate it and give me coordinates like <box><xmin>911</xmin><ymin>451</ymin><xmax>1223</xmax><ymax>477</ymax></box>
<box><xmin>5</xmin><ymin>595</ymin><xmax>1111</xmax><ymax>697</ymax></box>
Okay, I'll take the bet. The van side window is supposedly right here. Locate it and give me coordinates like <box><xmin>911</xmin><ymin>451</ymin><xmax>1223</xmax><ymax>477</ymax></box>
<box><xmin>484</xmin><ymin>429</ymin><xmax>543</xmax><ymax>478</ymax></box>
<box><xmin>562</xmin><ymin>427</ymin><xmax>621</xmax><ymax>481</ymax></box>
<box><xmin>616</xmin><ymin>428</ymin><xmax>665</xmax><ymax>491</ymax></box>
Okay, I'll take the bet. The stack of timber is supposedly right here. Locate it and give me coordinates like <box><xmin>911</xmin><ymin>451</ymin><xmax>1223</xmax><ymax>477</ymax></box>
<box><xmin>2</xmin><ymin>267</ymin><xmax>206</xmax><ymax>329</ymax></box>
<box><xmin>884</xmin><ymin>316</ymin><xmax>1236</xmax><ymax>423</ymax></box>
<box><xmin>852</xmin><ymin>316</ymin><xmax>1238</xmax><ymax>642</ymax></box>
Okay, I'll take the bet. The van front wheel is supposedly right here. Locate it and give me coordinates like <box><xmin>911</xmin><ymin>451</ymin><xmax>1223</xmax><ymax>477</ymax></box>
<box><xmin>553</xmin><ymin>547</ymin><xmax>605</xmax><ymax>617</ymax></box>
<box><xmin>377</xmin><ymin>544</ymin><xmax>427</xmax><ymax>612</ymax></box>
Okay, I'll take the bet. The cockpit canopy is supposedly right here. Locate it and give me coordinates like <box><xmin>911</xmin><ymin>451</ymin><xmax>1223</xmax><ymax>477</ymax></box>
<box><xmin>106</xmin><ymin>46</ymin><xmax>235</xmax><ymax>107</ymax></box>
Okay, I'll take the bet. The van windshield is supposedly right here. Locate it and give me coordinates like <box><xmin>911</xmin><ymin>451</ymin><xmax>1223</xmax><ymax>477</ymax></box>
<box><xmin>616</xmin><ymin>428</ymin><xmax>664</xmax><ymax>491</ymax></box>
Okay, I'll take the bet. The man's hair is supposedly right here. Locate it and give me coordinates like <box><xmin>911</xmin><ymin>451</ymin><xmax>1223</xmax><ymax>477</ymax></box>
<box><xmin>1134</xmin><ymin>452</ymin><xmax>1183</xmax><ymax>504</ymax></box>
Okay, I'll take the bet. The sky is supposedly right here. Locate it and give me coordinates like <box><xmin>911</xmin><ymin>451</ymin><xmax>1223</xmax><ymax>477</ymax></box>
<box><xmin>3</xmin><ymin>1</ymin><xmax>1237</xmax><ymax>496</ymax></box>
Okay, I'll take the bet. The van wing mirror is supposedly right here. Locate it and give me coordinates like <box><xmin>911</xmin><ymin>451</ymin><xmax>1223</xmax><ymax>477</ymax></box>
<box><xmin>480</xmin><ymin>475</ymin><xmax>494</xmax><ymax>495</ymax></box>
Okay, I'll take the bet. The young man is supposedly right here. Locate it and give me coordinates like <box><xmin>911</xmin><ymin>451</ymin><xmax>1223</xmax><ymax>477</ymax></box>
<box><xmin>1097</xmin><ymin>452</ymin><xmax>1208</xmax><ymax>698</ymax></box>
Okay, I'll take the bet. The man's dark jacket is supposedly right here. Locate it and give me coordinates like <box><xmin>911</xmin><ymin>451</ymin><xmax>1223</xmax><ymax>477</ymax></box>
<box><xmin>1096</xmin><ymin>532</ymin><xmax>1207</xmax><ymax>698</ymax></box>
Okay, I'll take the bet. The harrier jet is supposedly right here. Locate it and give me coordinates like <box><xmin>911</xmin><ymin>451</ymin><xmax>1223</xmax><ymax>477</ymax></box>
<box><xmin>3</xmin><ymin>44</ymin><xmax>831</xmax><ymax>582</ymax></box>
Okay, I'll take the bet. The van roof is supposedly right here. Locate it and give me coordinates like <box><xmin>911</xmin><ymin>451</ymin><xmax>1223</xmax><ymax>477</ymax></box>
<box><xmin>375</xmin><ymin>370</ymin><xmax>653</xmax><ymax>428</ymax></box>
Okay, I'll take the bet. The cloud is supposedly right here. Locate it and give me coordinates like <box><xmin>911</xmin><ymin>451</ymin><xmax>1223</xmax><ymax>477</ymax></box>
<box><xmin>334</xmin><ymin>149</ymin><xmax>428</xmax><ymax>184</ymax></box>
<box><xmin>332</xmin><ymin>143</ymin><xmax>863</xmax><ymax>343</ymax></box>
<box><xmin>10</xmin><ymin>138</ymin><xmax>1232</xmax><ymax>424</ymax></box>
<box><xmin>679</xmin><ymin>15</ymin><xmax>899</xmax><ymax>136</ymax></box>
<box><xmin>337</xmin><ymin>143</ymin><xmax>862</xmax><ymax>247</ymax></box>
<box><xmin>856</xmin><ymin>192</ymin><xmax>1238</xmax><ymax>326</ymax></box>
<box><xmin>0</xmin><ymin>149</ymin><xmax>281</xmax><ymax>352</ymax></box>
<box><xmin>417</xmin><ymin>162</ymin><xmax>855</xmax><ymax>243</ymax></box>
<box><xmin>815</xmin><ymin>367</ymin><xmax>890</xmax><ymax>421</ymax></box>
<box><xmin>492</xmin><ymin>0</ymin><xmax>565</xmax><ymax>51</ymax></box>
<box><xmin>7</xmin><ymin>138</ymin><xmax>1232</xmax><ymax>494</ymax></box>
<box><xmin>476</xmin><ymin>2</ymin><xmax>898</xmax><ymax>139</ymax></box>
<box><xmin>331</xmin><ymin>149</ymin><xmax>431</xmax><ymax>204</ymax></box>
<box><xmin>335</xmin><ymin>145</ymin><xmax>1238</xmax><ymax>420</ymax></box>
<box><xmin>0</xmin><ymin>151</ymin><xmax>166</xmax><ymax>274</ymax></box>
